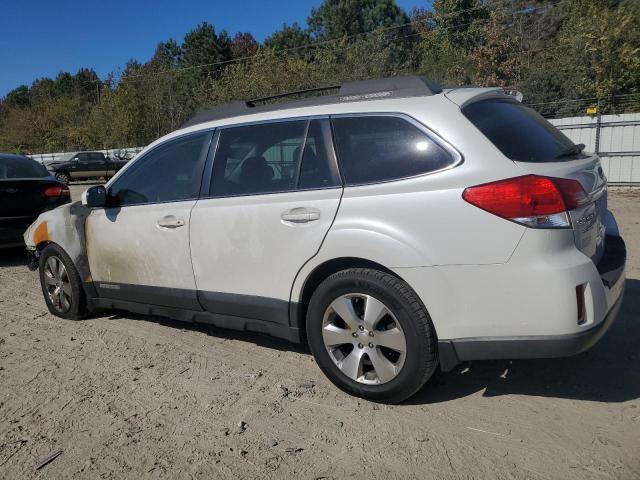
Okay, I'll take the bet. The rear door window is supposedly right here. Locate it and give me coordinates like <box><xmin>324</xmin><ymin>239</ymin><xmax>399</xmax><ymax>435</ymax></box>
<box><xmin>462</xmin><ymin>99</ymin><xmax>581</xmax><ymax>162</ymax></box>
<box><xmin>298</xmin><ymin>119</ymin><xmax>341</xmax><ymax>189</ymax></box>
<box><xmin>210</xmin><ymin>119</ymin><xmax>340</xmax><ymax>196</ymax></box>
<box><xmin>331</xmin><ymin>115</ymin><xmax>454</xmax><ymax>185</ymax></box>
<box><xmin>89</xmin><ymin>152</ymin><xmax>105</xmax><ymax>162</ymax></box>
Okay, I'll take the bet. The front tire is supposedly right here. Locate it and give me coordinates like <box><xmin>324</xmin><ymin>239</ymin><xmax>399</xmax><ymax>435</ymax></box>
<box><xmin>306</xmin><ymin>268</ymin><xmax>438</xmax><ymax>403</ymax></box>
<box><xmin>39</xmin><ymin>244</ymin><xmax>87</xmax><ymax>320</ymax></box>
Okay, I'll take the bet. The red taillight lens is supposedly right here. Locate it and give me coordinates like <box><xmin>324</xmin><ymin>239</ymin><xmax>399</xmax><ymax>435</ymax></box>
<box><xmin>44</xmin><ymin>185</ymin><xmax>70</xmax><ymax>198</ymax></box>
<box><xmin>462</xmin><ymin>175</ymin><xmax>588</xmax><ymax>228</ymax></box>
<box><xmin>553</xmin><ymin>177</ymin><xmax>589</xmax><ymax>210</ymax></box>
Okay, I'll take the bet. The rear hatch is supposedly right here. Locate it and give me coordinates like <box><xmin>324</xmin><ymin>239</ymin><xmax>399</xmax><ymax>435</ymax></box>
<box><xmin>452</xmin><ymin>92</ymin><xmax>608</xmax><ymax>265</ymax></box>
<box><xmin>513</xmin><ymin>157</ymin><xmax>607</xmax><ymax>265</ymax></box>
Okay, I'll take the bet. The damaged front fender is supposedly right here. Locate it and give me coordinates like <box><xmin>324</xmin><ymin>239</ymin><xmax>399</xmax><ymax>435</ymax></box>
<box><xmin>24</xmin><ymin>201</ymin><xmax>93</xmax><ymax>283</ymax></box>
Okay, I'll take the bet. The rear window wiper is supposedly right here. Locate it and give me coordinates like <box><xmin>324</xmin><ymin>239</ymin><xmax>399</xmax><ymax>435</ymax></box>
<box><xmin>556</xmin><ymin>143</ymin><xmax>586</xmax><ymax>159</ymax></box>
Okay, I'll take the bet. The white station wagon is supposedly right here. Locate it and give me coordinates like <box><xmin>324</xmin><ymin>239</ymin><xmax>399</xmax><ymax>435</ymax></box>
<box><xmin>25</xmin><ymin>76</ymin><xmax>626</xmax><ymax>402</ymax></box>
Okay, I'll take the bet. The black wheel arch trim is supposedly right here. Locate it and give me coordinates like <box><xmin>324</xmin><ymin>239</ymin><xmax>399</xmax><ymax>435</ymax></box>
<box><xmin>290</xmin><ymin>256</ymin><xmax>400</xmax><ymax>335</ymax></box>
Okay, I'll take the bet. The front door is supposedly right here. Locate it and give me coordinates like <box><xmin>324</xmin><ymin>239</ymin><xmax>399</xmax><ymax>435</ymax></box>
<box><xmin>68</xmin><ymin>154</ymin><xmax>86</xmax><ymax>179</ymax></box>
<box><xmin>86</xmin><ymin>130</ymin><xmax>212</xmax><ymax>309</ymax></box>
<box><xmin>190</xmin><ymin>119</ymin><xmax>343</xmax><ymax>325</ymax></box>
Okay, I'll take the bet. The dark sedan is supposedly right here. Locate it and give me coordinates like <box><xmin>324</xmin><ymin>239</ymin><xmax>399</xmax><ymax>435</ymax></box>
<box><xmin>0</xmin><ymin>154</ymin><xmax>71</xmax><ymax>248</ymax></box>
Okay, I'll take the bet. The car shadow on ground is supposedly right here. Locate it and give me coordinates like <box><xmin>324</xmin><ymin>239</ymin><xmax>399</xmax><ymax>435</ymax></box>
<box><xmin>2</xmin><ymin>247</ymin><xmax>638</xmax><ymax>403</ymax></box>
<box><xmin>105</xmin><ymin>310</ymin><xmax>309</xmax><ymax>355</ymax></box>
<box><xmin>105</xmin><ymin>280</ymin><xmax>640</xmax><ymax>405</ymax></box>
<box><xmin>409</xmin><ymin>278</ymin><xmax>640</xmax><ymax>405</ymax></box>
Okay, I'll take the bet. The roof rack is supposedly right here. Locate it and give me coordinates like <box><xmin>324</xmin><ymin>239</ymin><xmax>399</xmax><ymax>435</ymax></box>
<box><xmin>247</xmin><ymin>85</ymin><xmax>340</xmax><ymax>107</ymax></box>
<box><xmin>183</xmin><ymin>75</ymin><xmax>442</xmax><ymax>128</ymax></box>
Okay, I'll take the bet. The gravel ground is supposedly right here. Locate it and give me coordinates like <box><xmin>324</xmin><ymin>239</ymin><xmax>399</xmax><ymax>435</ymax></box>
<box><xmin>0</xmin><ymin>186</ymin><xmax>639</xmax><ymax>480</ymax></box>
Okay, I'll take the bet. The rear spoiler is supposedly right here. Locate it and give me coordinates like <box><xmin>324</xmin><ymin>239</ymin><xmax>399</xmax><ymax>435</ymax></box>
<box><xmin>444</xmin><ymin>87</ymin><xmax>524</xmax><ymax>108</ymax></box>
<box><xmin>502</xmin><ymin>89</ymin><xmax>523</xmax><ymax>102</ymax></box>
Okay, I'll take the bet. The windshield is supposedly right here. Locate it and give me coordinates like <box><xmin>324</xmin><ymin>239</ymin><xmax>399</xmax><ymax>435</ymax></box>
<box><xmin>0</xmin><ymin>156</ymin><xmax>50</xmax><ymax>179</ymax></box>
<box><xmin>462</xmin><ymin>98</ymin><xmax>583</xmax><ymax>162</ymax></box>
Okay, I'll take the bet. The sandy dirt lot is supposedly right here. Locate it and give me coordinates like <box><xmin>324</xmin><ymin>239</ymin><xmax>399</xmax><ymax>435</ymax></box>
<box><xmin>1</xmin><ymin>186</ymin><xmax>639</xmax><ymax>479</ymax></box>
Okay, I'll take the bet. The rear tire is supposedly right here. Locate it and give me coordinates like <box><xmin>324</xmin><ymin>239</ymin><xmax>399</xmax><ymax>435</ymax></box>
<box><xmin>39</xmin><ymin>244</ymin><xmax>87</xmax><ymax>320</ymax></box>
<box><xmin>55</xmin><ymin>171</ymin><xmax>70</xmax><ymax>184</ymax></box>
<box><xmin>306</xmin><ymin>268</ymin><xmax>438</xmax><ymax>403</ymax></box>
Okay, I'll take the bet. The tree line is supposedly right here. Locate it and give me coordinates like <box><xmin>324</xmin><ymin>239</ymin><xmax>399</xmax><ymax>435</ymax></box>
<box><xmin>1</xmin><ymin>0</ymin><xmax>638</xmax><ymax>154</ymax></box>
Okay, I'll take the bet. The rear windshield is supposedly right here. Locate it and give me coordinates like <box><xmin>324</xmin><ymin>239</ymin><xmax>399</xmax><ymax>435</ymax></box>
<box><xmin>0</xmin><ymin>156</ymin><xmax>49</xmax><ymax>179</ymax></box>
<box><xmin>462</xmin><ymin>99</ymin><xmax>581</xmax><ymax>162</ymax></box>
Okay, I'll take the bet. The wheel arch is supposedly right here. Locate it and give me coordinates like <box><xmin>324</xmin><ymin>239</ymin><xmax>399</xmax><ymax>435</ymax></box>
<box><xmin>291</xmin><ymin>256</ymin><xmax>407</xmax><ymax>342</ymax></box>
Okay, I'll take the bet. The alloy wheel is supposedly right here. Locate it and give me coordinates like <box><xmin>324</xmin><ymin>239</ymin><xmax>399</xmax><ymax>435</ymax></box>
<box><xmin>43</xmin><ymin>256</ymin><xmax>72</xmax><ymax>313</ymax></box>
<box><xmin>322</xmin><ymin>293</ymin><xmax>407</xmax><ymax>385</ymax></box>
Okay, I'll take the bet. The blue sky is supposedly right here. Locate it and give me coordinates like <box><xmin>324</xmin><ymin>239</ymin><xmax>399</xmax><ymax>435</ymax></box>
<box><xmin>0</xmin><ymin>0</ymin><xmax>429</xmax><ymax>97</ymax></box>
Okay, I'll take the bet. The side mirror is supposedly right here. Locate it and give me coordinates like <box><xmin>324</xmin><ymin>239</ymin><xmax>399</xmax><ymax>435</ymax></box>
<box><xmin>82</xmin><ymin>185</ymin><xmax>107</xmax><ymax>207</ymax></box>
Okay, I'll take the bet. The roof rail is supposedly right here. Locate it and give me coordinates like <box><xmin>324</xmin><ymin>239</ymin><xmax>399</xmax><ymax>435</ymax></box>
<box><xmin>183</xmin><ymin>75</ymin><xmax>442</xmax><ymax>128</ymax></box>
<box><xmin>247</xmin><ymin>85</ymin><xmax>340</xmax><ymax>107</ymax></box>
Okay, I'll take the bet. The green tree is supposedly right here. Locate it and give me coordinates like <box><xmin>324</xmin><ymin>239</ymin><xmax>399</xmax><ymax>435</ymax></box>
<box><xmin>521</xmin><ymin>0</ymin><xmax>640</xmax><ymax>113</ymax></box>
<box><xmin>263</xmin><ymin>23</ymin><xmax>313</xmax><ymax>55</ymax></box>
<box><xmin>182</xmin><ymin>22</ymin><xmax>232</xmax><ymax>76</ymax></box>
<box><xmin>153</xmin><ymin>39</ymin><xmax>182</xmax><ymax>68</ymax></box>
<box><xmin>309</xmin><ymin>0</ymin><xmax>416</xmax><ymax>68</ymax></box>
<box><xmin>230</xmin><ymin>32</ymin><xmax>259</xmax><ymax>58</ymax></box>
<box><xmin>4</xmin><ymin>85</ymin><xmax>31</xmax><ymax>108</ymax></box>
<box><xmin>308</xmin><ymin>0</ymin><xmax>409</xmax><ymax>39</ymax></box>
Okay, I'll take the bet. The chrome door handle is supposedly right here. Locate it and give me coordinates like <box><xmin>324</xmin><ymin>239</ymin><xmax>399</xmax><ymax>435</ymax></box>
<box><xmin>281</xmin><ymin>207</ymin><xmax>320</xmax><ymax>224</ymax></box>
<box><xmin>157</xmin><ymin>215</ymin><xmax>185</xmax><ymax>228</ymax></box>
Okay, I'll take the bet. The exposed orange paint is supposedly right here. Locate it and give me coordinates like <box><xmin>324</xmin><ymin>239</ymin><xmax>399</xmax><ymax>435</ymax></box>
<box><xmin>33</xmin><ymin>221</ymin><xmax>49</xmax><ymax>246</ymax></box>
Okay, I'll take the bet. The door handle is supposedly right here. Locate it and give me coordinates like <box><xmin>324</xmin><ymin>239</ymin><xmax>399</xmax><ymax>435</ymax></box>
<box><xmin>157</xmin><ymin>215</ymin><xmax>185</xmax><ymax>229</ymax></box>
<box><xmin>281</xmin><ymin>207</ymin><xmax>320</xmax><ymax>224</ymax></box>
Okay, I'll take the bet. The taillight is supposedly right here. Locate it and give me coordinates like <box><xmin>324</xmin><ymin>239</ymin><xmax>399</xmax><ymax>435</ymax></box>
<box><xmin>44</xmin><ymin>185</ymin><xmax>70</xmax><ymax>198</ymax></box>
<box><xmin>462</xmin><ymin>175</ymin><xmax>588</xmax><ymax>228</ymax></box>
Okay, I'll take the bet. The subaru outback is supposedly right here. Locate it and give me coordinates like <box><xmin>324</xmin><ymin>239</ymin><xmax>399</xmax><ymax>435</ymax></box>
<box><xmin>24</xmin><ymin>76</ymin><xmax>626</xmax><ymax>402</ymax></box>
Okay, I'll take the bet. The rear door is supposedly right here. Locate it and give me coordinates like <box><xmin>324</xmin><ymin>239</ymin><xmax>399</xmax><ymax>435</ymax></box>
<box><xmin>460</xmin><ymin>97</ymin><xmax>608</xmax><ymax>264</ymax></box>
<box><xmin>189</xmin><ymin>118</ymin><xmax>342</xmax><ymax>324</ymax></box>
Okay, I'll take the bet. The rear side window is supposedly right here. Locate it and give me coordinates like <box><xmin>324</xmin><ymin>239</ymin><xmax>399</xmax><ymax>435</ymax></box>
<box><xmin>210</xmin><ymin>119</ymin><xmax>340</xmax><ymax>197</ymax></box>
<box><xmin>462</xmin><ymin>99</ymin><xmax>579</xmax><ymax>162</ymax></box>
<box><xmin>108</xmin><ymin>131</ymin><xmax>210</xmax><ymax>206</ymax></box>
<box><xmin>0</xmin><ymin>156</ymin><xmax>49</xmax><ymax>178</ymax></box>
<box><xmin>331</xmin><ymin>116</ymin><xmax>454</xmax><ymax>185</ymax></box>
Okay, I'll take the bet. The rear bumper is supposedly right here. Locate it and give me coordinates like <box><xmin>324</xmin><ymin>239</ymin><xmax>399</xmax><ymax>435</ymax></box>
<box><xmin>439</xmin><ymin>285</ymin><xmax>624</xmax><ymax>370</ymax></box>
<box><xmin>437</xmin><ymin>235</ymin><xmax>626</xmax><ymax>371</ymax></box>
